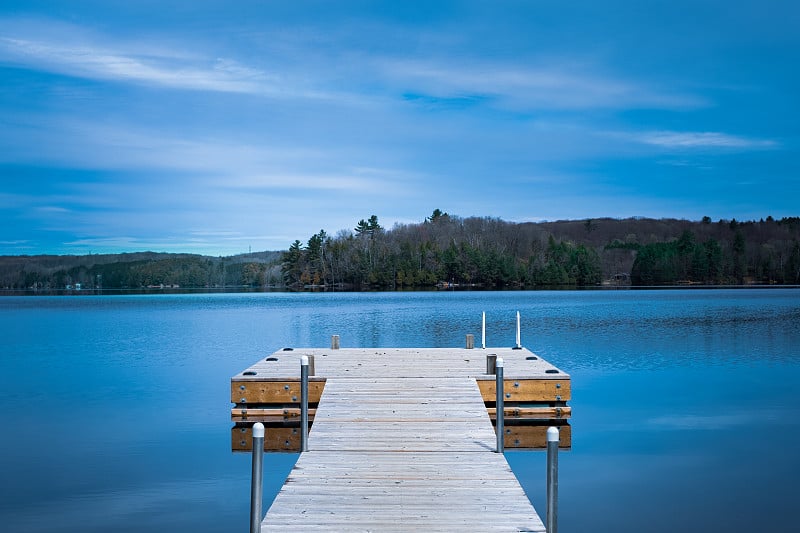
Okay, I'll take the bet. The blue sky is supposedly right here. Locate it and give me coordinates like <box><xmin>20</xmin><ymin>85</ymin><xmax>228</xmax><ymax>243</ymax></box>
<box><xmin>1</xmin><ymin>1</ymin><xmax>798</xmax><ymax>256</ymax></box>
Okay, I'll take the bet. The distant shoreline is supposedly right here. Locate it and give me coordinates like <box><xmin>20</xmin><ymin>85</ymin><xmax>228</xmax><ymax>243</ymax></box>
<box><xmin>3</xmin><ymin>215</ymin><xmax>799</xmax><ymax>290</ymax></box>
<box><xmin>3</xmin><ymin>284</ymin><xmax>799</xmax><ymax>297</ymax></box>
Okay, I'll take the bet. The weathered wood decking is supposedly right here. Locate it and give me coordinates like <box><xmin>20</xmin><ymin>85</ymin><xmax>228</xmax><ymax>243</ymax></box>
<box><xmin>232</xmin><ymin>347</ymin><xmax>570</xmax><ymax>532</ymax></box>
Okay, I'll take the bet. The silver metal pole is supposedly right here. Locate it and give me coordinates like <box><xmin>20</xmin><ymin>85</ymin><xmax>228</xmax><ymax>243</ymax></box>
<box><xmin>496</xmin><ymin>357</ymin><xmax>504</xmax><ymax>453</ymax></box>
<box><xmin>250</xmin><ymin>422</ymin><xmax>265</xmax><ymax>533</ymax></box>
<box><xmin>546</xmin><ymin>426</ymin><xmax>559</xmax><ymax>533</ymax></box>
<box><xmin>300</xmin><ymin>355</ymin><xmax>309</xmax><ymax>452</ymax></box>
<box><xmin>482</xmin><ymin>311</ymin><xmax>486</xmax><ymax>349</ymax></box>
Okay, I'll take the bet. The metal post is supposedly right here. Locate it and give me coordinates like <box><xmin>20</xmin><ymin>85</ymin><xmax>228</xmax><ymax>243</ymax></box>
<box><xmin>300</xmin><ymin>356</ymin><xmax>309</xmax><ymax>452</ymax></box>
<box><xmin>515</xmin><ymin>311</ymin><xmax>522</xmax><ymax>349</ymax></box>
<box><xmin>466</xmin><ymin>334</ymin><xmax>474</xmax><ymax>349</ymax></box>
<box><xmin>496</xmin><ymin>357</ymin><xmax>504</xmax><ymax>453</ymax></box>
<box><xmin>546</xmin><ymin>426</ymin><xmax>559</xmax><ymax>533</ymax></box>
<box><xmin>331</xmin><ymin>335</ymin><xmax>340</xmax><ymax>350</ymax></box>
<box><xmin>250</xmin><ymin>422</ymin><xmax>264</xmax><ymax>533</ymax></box>
<box><xmin>482</xmin><ymin>311</ymin><xmax>486</xmax><ymax>349</ymax></box>
<box><xmin>486</xmin><ymin>354</ymin><xmax>497</xmax><ymax>375</ymax></box>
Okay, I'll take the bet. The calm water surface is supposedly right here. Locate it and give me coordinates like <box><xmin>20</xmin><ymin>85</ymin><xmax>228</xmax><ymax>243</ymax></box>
<box><xmin>1</xmin><ymin>289</ymin><xmax>798</xmax><ymax>532</ymax></box>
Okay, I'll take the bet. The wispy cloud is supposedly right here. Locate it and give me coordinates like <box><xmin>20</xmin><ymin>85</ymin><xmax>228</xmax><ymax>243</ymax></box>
<box><xmin>638</xmin><ymin>131</ymin><xmax>778</xmax><ymax>149</ymax></box>
<box><xmin>35</xmin><ymin>206</ymin><xmax>71</xmax><ymax>214</ymax></box>
<box><xmin>0</xmin><ymin>35</ymin><xmax>273</xmax><ymax>94</ymax></box>
<box><xmin>1</xmin><ymin>7</ymin><xmax>795</xmax><ymax>256</ymax></box>
<box><xmin>0</xmin><ymin>18</ymin><xmax>706</xmax><ymax>114</ymax></box>
<box><xmin>3</xmin><ymin>476</ymin><xmax>241</xmax><ymax>532</ymax></box>
<box><xmin>0</xmin><ymin>18</ymin><xmax>344</xmax><ymax>100</ymax></box>
<box><xmin>0</xmin><ymin>107</ymin><xmax>423</xmax><ymax>196</ymax></box>
<box><xmin>606</xmin><ymin>129</ymin><xmax>780</xmax><ymax>151</ymax></box>
<box><xmin>380</xmin><ymin>59</ymin><xmax>705</xmax><ymax>111</ymax></box>
<box><xmin>62</xmin><ymin>235</ymin><xmax>259</xmax><ymax>252</ymax></box>
<box><xmin>646</xmin><ymin>411</ymin><xmax>783</xmax><ymax>431</ymax></box>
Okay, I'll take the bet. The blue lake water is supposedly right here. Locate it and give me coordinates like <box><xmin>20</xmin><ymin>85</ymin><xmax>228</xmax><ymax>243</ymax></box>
<box><xmin>1</xmin><ymin>289</ymin><xmax>798</xmax><ymax>532</ymax></box>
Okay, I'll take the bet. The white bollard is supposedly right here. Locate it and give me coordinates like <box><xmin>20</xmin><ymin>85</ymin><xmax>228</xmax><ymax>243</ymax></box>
<box><xmin>250</xmin><ymin>422</ymin><xmax>265</xmax><ymax>533</ymax></box>
<box><xmin>300</xmin><ymin>356</ymin><xmax>309</xmax><ymax>452</ymax></box>
<box><xmin>496</xmin><ymin>357</ymin><xmax>504</xmax><ymax>453</ymax></box>
<box><xmin>546</xmin><ymin>426</ymin><xmax>559</xmax><ymax>533</ymax></box>
<box><xmin>482</xmin><ymin>311</ymin><xmax>486</xmax><ymax>349</ymax></box>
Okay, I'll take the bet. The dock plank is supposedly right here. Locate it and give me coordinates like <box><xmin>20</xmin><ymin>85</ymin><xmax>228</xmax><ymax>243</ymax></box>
<box><xmin>235</xmin><ymin>347</ymin><xmax>569</xmax><ymax>382</ymax></box>
<box><xmin>259</xmin><ymin>349</ymin><xmax>548</xmax><ymax>532</ymax></box>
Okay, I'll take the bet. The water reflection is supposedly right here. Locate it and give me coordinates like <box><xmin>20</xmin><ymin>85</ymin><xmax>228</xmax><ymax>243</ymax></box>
<box><xmin>230</xmin><ymin>419</ymin><xmax>572</xmax><ymax>452</ymax></box>
<box><xmin>2</xmin><ymin>289</ymin><xmax>799</xmax><ymax>533</ymax></box>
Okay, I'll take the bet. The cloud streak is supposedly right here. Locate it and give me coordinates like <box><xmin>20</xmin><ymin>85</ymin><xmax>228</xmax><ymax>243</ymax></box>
<box><xmin>638</xmin><ymin>131</ymin><xmax>779</xmax><ymax>149</ymax></box>
<box><xmin>381</xmin><ymin>59</ymin><xmax>705</xmax><ymax>111</ymax></box>
<box><xmin>604</xmin><ymin>129</ymin><xmax>780</xmax><ymax>152</ymax></box>
<box><xmin>0</xmin><ymin>5</ymin><xmax>795</xmax><ymax>256</ymax></box>
<box><xmin>0</xmin><ymin>21</ymin><xmax>342</xmax><ymax>101</ymax></box>
<box><xmin>0</xmin><ymin>36</ymin><xmax>272</xmax><ymax>93</ymax></box>
<box><xmin>0</xmin><ymin>17</ymin><xmax>706</xmax><ymax>114</ymax></box>
<box><xmin>0</xmin><ymin>112</ymin><xmax>398</xmax><ymax>190</ymax></box>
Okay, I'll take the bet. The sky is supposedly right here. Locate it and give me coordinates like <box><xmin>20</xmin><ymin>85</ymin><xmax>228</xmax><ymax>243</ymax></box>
<box><xmin>1</xmin><ymin>1</ymin><xmax>798</xmax><ymax>256</ymax></box>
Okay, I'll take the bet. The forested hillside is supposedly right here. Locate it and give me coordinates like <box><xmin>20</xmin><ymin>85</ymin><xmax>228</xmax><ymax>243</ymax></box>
<box><xmin>281</xmin><ymin>212</ymin><xmax>800</xmax><ymax>289</ymax></box>
<box><xmin>2</xmin><ymin>213</ymin><xmax>799</xmax><ymax>290</ymax></box>
<box><xmin>0</xmin><ymin>251</ymin><xmax>282</xmax><ymax>290</ymax></box>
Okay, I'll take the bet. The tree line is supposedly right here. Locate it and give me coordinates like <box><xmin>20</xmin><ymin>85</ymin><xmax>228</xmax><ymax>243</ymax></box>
<box><xmin>628</xmin><ymin>218</ymin><xmax>800</xmax><ymax>284</ymax></box>
<box><xmin>281</xmin><ymin>212</ymin><xmax>800</xmax><ymax>289</ymax></box>
<box><xmin>2</xmin><ymin>214</ymin><xmax>798</xmax><ymax>290</ymax></box>
<box><xmin>0</xmin><ymin>251</ymin><xmax>282</xmax><ymax>290</ymax></box>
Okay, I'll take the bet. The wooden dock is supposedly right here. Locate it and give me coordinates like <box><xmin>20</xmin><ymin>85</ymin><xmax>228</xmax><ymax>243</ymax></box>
<box><xmin>231</xmin><ymin>346</ymin><xmax>570</xmax><ymax>531</ymax></box>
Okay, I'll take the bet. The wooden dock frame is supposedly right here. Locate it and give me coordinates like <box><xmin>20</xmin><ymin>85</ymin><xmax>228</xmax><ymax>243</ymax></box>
<box><xmin>231</xmin><ymin>345</ymin><xmax>570</xmax><ymax>531</ymax></box>
<box><xmin>231</xmin><ymin>347</ymin><xmax>571</xmax><ymax>452</ymax></box>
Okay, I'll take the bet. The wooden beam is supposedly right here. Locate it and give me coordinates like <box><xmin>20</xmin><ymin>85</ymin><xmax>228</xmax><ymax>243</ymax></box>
<box><xmin>232</xmin><ymin>425</ymin><xmax>301</xmax><ymax>452</ymax></box>
<box><xmin>231</xmin><ymin>380</ymin><xmax>325</xmax><ymax>404</ymax></box>
<box><xmin>231</xmin><ymin>407</ymin><xmax>317</xmax><ymax>421</ymax></box>
<box><xmin>487</xmin><ymin>406</ymin><xmax>571</xmax><ymax>419</ymax></box>
<box><xmin>477</xmin><ymin>378</ymin><xmax>571</xmax><ymax>402</ymax></box>
<box><xmin>504</xmin><ymin>424</ymin><xmax>572</xmax><ymax>449</ymax></box>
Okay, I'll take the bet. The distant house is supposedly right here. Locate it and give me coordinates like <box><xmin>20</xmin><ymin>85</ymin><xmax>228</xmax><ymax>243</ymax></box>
<box><xmin>603</xmin><ymin>273</ymin><xmax>630</xmax><ymax>286</ymax></box>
